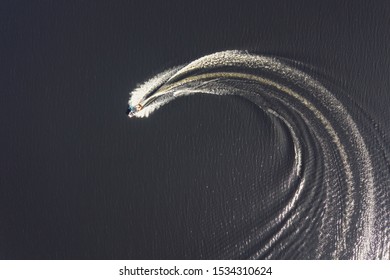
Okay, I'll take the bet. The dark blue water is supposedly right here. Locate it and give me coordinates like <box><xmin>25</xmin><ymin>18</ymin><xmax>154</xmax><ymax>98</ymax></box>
<box><xmin>1</xmin><ymin>0</ymin><xmax>389</xmax><ymax>259</ymax></box>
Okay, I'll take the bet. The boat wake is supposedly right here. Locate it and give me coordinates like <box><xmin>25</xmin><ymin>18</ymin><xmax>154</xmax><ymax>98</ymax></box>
<box><xmin>128</xmin><ymin>50</ymin><xmax>389</xmax><ymax>259</ymax></box>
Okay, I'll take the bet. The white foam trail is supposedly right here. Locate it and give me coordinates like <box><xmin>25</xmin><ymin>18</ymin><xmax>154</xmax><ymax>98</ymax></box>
<box><xmin>128</xmin><ymin>50</ymin><xmax>389</xmax><ymax>259</ymax></box>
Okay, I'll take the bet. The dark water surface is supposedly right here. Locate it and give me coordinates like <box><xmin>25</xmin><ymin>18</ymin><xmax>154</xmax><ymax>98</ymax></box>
<box><xmin>2</xmin><ymin>0</ymin><xmax>390</xmax><ymax>259</ymax></box>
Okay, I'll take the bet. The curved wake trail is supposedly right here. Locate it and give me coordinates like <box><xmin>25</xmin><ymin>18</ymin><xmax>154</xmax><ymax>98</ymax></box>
<box><xmin>128</xmin><ymin>50</ymin><xmax>389</xmax><ymax>259</ymax></box>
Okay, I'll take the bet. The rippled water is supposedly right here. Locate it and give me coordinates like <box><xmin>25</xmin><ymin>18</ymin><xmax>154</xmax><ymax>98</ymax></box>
<box><xmin>128</xmin><ymin>51</ymin><xmax>390</xmax><ymax>259</ymax></box>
